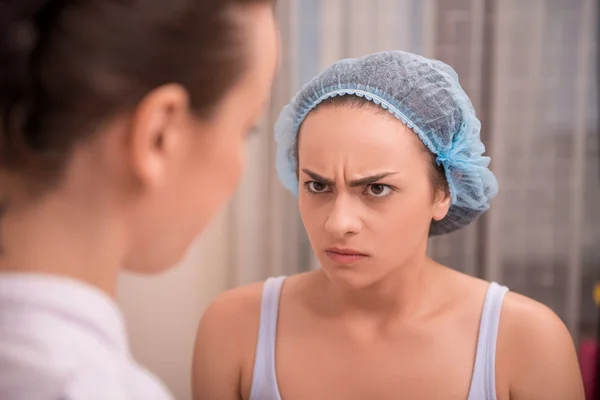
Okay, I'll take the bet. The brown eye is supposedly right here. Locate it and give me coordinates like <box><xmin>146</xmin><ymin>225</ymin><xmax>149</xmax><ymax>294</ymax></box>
<box><xmin>308</xmin><ymin>181</ymin><xmax>327</xmax><ymax>193</ymax></box>
<box><xmin>306</xmin><ymin>181</ymin><xmax>329</xmax><ymax>193</ymax></box>
<box><xmin>365</xmin><ymin>184</ymin><xmax>392</xmax><ymax>197</ymax></box>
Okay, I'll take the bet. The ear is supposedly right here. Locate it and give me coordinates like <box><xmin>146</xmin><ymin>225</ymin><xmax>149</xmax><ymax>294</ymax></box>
<box><xmin>432</xmin><ymin>189</ymin><xmax>452</xmax><ymax>221</ymax></box>
<box><xmin>128</xmin><ymin>84</ymin><xmax>190</xmax><ymax>188</ymax></box>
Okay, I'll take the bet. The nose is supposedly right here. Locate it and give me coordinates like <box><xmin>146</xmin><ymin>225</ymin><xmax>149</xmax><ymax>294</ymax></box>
<box><xmin>324</xmin><ymin>193</ymin><xmax>362</xmax><ymax>239</ymax></box>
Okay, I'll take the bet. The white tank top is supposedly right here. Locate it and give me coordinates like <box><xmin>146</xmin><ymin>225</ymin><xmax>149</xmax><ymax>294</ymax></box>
<box><xmin>249</xmin><ymin>276</ymin><xmax>509</xmax><ymax>400</ymax></box>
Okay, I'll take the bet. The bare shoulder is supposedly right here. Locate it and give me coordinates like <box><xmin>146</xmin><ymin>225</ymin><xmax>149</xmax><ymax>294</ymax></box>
<box><xmin>500</xmin><ymin>291</ymin><xmax>567</xmax><ymax>331</ymax></box>
<box><xmin>496</xmin><ymin>291</ymin><xmax>584</xmax><ymax>400</ymax></box>
<box><xmin>499</xmin><ymin>291</ymin><xmax>574</xmax><ymax>354</ymax></box>
<box><xmin>191</xmin><ymin>281</ymin><xmax>265</xmax><ymax>400</ymax></box>
<box><xmin>194</xmin><ymin>280</ymin><xmax>265</xmax><ymax>353</ymax></box>
<box><xmin>200</xmin><ymin>280</ymin><xmax>264</xmax><ymax>325</ymax></box>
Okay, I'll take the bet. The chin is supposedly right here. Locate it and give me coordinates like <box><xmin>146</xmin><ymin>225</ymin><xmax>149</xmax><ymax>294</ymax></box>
<box><xmin>125</xmin><ymin>215</ymin><xmax>210</xmax><ymax>273</ymax></box>
<box><xmin>122</xmin><ymin>240</ymin><xmax>192</xmax><ymax>275</ymax></box>
<box><xmin>122</xmin><ymin>259</ymin><xmax>178</xmax><ymax>275</ymax></box>
<box><xmin>320</xmin><ymin>261</ymin><xmax>382</xmax><ymax>290</ymax></box>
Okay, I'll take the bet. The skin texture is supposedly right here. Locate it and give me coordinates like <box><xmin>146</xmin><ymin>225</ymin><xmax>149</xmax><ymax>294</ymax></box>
<box><xmin>0</xmin><ymin>4</ymin><xmax>279</xmax><ymax>296</ymax></box>
<box><xmin>192</xmin><ymin>106</ymin><xmax>584</xmax><ymax>400</ymax></box>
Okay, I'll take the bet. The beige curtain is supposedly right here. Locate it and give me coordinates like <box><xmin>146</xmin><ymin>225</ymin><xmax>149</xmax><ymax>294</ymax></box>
<box><xmin>481</xmin><ymin>0</ymin><xmax>598</xmax><ymax>342</ymax></box>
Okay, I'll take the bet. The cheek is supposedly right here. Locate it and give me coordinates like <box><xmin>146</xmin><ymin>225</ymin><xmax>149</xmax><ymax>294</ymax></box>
<box><xmin>186</xmin><ymin>131</ymin><xmax>245</xmax><ymax>227</ymax></box>
<box><xmin>210</xmin><ymin>134</ymin><xmax>245</xmax><ymax>190</ymax></box>
<box><xmin>299</xmin><ymin>195</ymin><xmax>326</xmax><ymax>238</ymax></box>
<box><xmin>373</xmin><ymin>190</ymin><xmax>434</xmax><ymax>245</ymax></box>
<box><xmin>298</xmin><ymin>196</ymin><xmax>313</xmax><ymax>230</ymax></box>
<box><xmin>206</xmin><ymin>135</ymin><xmax>244</xmax><ymax>195</ymax></box>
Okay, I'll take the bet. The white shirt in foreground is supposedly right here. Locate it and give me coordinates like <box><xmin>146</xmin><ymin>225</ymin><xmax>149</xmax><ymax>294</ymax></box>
<box><xmin>0</xmin><ymin>274</ymin><xmax>174</xmax><ymax>400</ymax></box>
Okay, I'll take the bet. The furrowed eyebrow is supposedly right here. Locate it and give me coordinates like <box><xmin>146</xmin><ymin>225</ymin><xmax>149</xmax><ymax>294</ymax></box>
<box><xmin>347</xmin><ymin>172</ymin><xmax>398</xmax><ymax>187</ymax></box>
<box><xmin>301</xmin><ymin>169</ymin><xmax>398</xmax><ymax>187</ymax></box>
<box><xmin>301</xmin><ymin>169</ymin><xmax>335</xmax><ymax>186</ymax></box>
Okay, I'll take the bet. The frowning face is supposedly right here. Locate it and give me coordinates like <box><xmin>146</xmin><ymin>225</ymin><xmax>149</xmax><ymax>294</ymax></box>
<box><xmin>297</xmin><ymin>104</ymin><xmax>450</xmax><ymax>289</ymax></box>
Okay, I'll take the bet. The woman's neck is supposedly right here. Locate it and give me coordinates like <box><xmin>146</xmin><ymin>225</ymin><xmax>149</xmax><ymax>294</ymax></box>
<box><xmin>0</xmin><ymin>186</ymin><xmax>126</xmax><ymax>297</ymax></box>
<box><xmin>319</xmin><ymin>256</ymin><xmax>449</xmax><ymax>325</ymax></box>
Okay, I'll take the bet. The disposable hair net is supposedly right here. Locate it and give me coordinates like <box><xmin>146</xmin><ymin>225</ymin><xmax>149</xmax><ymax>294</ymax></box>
<box><xmin>274</xmin><ymin>51</ymin><xmax>498</xmax><ymax>235</ymax></box>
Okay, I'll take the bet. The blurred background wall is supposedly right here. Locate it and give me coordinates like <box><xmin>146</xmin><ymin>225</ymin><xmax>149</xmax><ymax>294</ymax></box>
<box><xmin>117</xmin><ymin>0</ymin><xmax>599</xmax><ymax>398</ymax></box>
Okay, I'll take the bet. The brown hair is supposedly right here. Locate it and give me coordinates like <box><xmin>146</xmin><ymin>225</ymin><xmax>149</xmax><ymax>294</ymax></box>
<box><xmin>0</xmin><ymin>0</ymin><xmax>275</xmax><ymax>181</ymax></box>
<box><xmin>294</xmin><ymin>95</ymin><xmax>450</xmax><ymax>198</ymax></box>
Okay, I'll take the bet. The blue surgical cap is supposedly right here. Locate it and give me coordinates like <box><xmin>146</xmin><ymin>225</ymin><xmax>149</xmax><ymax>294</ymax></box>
<box><xmin>274</xmin><ymin>51</ymin><xmax>498</xmax><ymax>235</ymax></box>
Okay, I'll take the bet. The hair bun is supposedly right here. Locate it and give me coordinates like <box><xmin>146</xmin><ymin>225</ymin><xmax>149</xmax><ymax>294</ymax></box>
<box><xmin>7</xmin><ymin>21</ymin><xmax>39</xmax><ymax>54</ymax></box>
<box><xmin>0</xmin><ymin>2</ymin><xmax>44</xmax><ymax>90</ymax></box>
<box><xmin>0</xmin><ymin>1</ymin><xmax>54</xmax><ymax>164</ymax></box>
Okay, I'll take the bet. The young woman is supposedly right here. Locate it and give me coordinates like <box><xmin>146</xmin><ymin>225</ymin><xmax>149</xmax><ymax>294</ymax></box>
<box><xmin>193</xmin><ymin>51</ymin><xmax>584</xmax><ymax>400</ymax></box>
<box><xmin>0</xmin><ymin>0</ymin><xmax>278</xmax><ymax>398</ymax></box>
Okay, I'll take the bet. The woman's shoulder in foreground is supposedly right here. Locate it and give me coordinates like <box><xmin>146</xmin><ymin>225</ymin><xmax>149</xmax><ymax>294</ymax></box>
<box><xmin>445</xmin><ymin>269</ymin><xmax>583</xmax><ymax>399</ymax></box>
<box><xmin>195</xmin><ymin>273</ymin><xmax>303</xmax><ymax>327</ymax></box>
<box><xmin>192</xmin><ymin>279</ymin><xmax>264</xmax><ymax>400</ymax></box>
<box><xmin>193</xmin><ymin>279</ymin><xmax>267</xmax><ymax>355</ymax></box>
<box><xmin>196</xmin><ymin>272</ymin><xmax>314</xmax><ymax>323</ymax></box>
<box><xmin>494</xmin><ymin>286</ymin><xmax>584</xmax><ymax>399</ymax></box>
<box><xmin>191</xmin><ymin>274</ymin><xmax>311</xmax><ymax>400</ymax></box>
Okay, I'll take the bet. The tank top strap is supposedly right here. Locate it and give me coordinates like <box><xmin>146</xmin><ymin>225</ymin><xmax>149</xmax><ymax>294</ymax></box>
<box><xmin>249</xmin><ymin>276</ymin><xmax>286</xmax><ymax>400</ymax></box>
<box><xmin>467</xmin><ymin>281</ymin><xmax>509</xmax><ymax>400</ymax></box>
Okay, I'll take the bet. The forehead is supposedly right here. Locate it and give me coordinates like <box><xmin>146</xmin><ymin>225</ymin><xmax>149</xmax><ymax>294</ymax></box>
<box><xmin>224</xmin><ymin>5</ymin><xmax>278</xmax><ymax>117</ymax></box>
<box><xmin>243</xmin><ymin>7</ymin><xmax>278</xmax><ymax>89</ymax></box>
<box><xmin>297</xmin><ymin>105</ymin><xmax>427</xmax><ymax>172</ymax></box>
